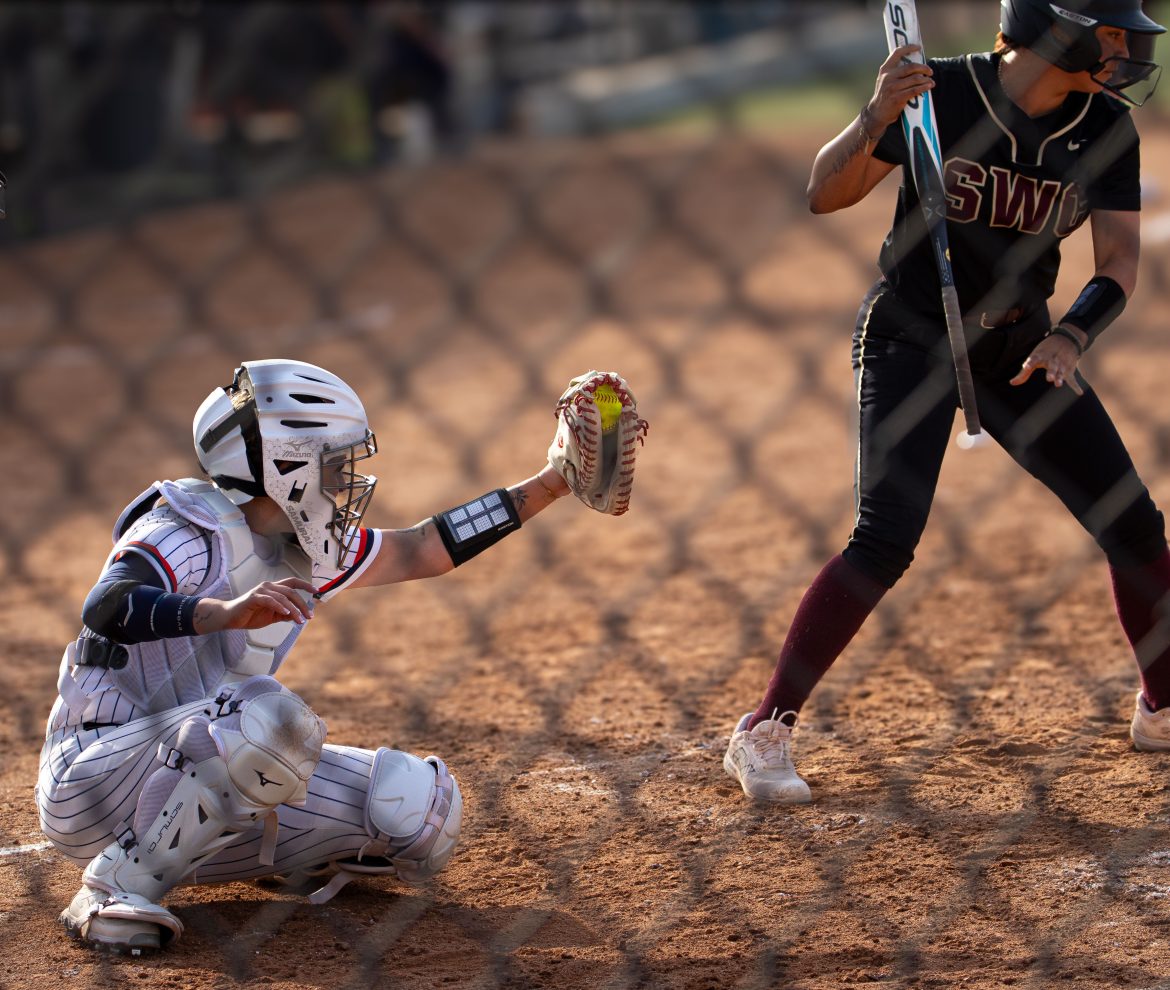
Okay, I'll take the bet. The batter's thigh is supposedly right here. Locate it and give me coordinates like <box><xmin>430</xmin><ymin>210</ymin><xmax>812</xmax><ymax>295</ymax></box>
<box><xmin>846</xmin><ymin>331</ymin><xmax>958</xmax><ymax>587</ymax></box>
<box><xmin>979</xmin><ymin>372</ymin><xmax>1165</xmax><ymax>566</ymax></box>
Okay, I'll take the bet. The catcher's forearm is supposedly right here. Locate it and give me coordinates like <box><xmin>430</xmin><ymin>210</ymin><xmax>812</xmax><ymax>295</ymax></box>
<box><xmin>433</xmin><ymin>466</ymin><xmax>570</xmax><ymax>569</ymax></box>
<box><xmin>355</xmin><ymin>468</ymin><xmax>570</xmax><ymax>586</ymax></box>
<box><xmin>507</xmin><ymin>465</ymin><xmax>569</xmax><ymax>523</ymax></box>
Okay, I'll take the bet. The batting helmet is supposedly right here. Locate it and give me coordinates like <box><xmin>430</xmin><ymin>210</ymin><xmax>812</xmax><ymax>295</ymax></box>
<box><xmin>1001</xmin><ymin>1</ymin><xmax>1164</xmax><ymax>68</ymax></box>
<box><xmin>192</xmin><ymin>359</ymin><xmax>378</xmax><ymax>570</ymax></box>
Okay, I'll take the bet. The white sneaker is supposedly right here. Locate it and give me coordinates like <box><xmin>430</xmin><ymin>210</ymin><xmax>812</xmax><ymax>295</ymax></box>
<box><xmin>1131</xmin><ymin>692</ymin><xmax>1170</xmax><ymax>751</ymax></box>
<box><xmin>723</xmin><ymin>712</ymin><xmax>812</xmax><ymax>803</ymax></box>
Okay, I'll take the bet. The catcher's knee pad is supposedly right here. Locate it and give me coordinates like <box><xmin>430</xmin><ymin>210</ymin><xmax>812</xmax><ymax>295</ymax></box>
<box><xmin>301</xmin><ymin>748</ymin><xmax>462</xmax><ymax>903</ymax></box>
<box><xmin>365</xmin><ymin>748</ymin><xmax>462</xmax><ymax>884</ymax></box>
<box><xmin>82</xmin><ymin>678</ymin><xmax>325</xmax><ymax>908</ymax></box>
<box><xmin>206</xmin><ymin>675</ymin><xmax>327</xmax><ymax>808</ymax></box>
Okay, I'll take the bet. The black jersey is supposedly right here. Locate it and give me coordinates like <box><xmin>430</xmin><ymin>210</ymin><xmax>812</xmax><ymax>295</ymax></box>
<box><xmin>872</xmin><ymin>52</ymin><xmax>1140</xmax><ymax>320</ymax></box>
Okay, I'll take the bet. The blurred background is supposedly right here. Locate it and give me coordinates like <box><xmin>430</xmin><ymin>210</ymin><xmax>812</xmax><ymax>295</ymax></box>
<box><xmin>5</xmin><ymin>2</ymin><xmax>826</xmax><ymax>231</ymax></box>
<box><xmin>0</xmin><ymin>0</ymin><xmax>1030</xmax><ymax>240</ymax></box>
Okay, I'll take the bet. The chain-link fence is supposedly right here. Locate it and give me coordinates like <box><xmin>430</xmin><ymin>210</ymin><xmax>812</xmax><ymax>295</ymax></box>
<box><xmin>4</xmin><ymin>3</ymin><xmax>1170</xmax><ymax>988</ymax></box>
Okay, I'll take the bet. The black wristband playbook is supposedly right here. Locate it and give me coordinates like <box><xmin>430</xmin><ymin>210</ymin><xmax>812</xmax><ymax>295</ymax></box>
<box><xmin>435</xmin><ymin>489</ymin><xmax>522</xmax><ymax>567</ymax></box>
<box><xmin>1057</xmin><ymin>275</ymin><xmax>1126</xmax><ymax>348</ymax></box>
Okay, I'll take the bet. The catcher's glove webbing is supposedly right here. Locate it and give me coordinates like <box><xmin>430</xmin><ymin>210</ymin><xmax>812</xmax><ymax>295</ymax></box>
<box><xmin>548</xmin><ymin>371</ymin><xmax>648</xmax><ymax>515</ymax></box>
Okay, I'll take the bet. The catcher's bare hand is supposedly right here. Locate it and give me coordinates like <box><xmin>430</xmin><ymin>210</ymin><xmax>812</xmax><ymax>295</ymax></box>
<box><xmin>868</xmin><ymin>45</ymin><xmax>934</xmax><ymax>130</ymax></box>
<box><xmin>1010</xmin><ymin>332</ymin><xmax>1085</xmax><ymax>396</ymax></box>
<box><xmin>193</xmin><ymin>577</ymin><xmax>317</xmax><ymax>634</ymax></box>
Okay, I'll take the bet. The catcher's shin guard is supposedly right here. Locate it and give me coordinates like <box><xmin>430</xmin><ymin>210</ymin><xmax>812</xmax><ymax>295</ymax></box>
<box><xmin>63</xmin><ymin>677</ymin><xmax>326</xmax><ymax>950</ymax></box>
<box><xmin>299</xmin><ymin>748</ymin><xmax>463</xmax><ymax>904</ymax></box>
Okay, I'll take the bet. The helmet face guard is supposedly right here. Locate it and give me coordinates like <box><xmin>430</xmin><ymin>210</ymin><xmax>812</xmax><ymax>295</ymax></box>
<box><xmin>1097</xmin><ymin>53</ymin><xmax>1162</xmax><ymax>106</ymax></box>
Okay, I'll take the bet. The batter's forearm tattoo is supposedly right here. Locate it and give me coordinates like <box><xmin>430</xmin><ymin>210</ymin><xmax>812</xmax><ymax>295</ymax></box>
<box><xmin>826</xmin><ymin>124</ymin><xmax>873</xmax><ymax>179</ymax></box>
<box><xmin>509</xmin><ymin>486</ymin><xmax>529</xmax><ymax>512</ymax></box>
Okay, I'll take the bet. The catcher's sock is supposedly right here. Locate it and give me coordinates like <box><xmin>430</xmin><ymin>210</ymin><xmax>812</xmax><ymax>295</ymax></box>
<box><xmin>750</xmin><ymin>555</ymin><xmax>887</xmax><ymax>730</ymax></box>
<box><xmin>1110</xmin><ymin>547</ymin><xmax>1170</xmax><ymax>710</ymax></box>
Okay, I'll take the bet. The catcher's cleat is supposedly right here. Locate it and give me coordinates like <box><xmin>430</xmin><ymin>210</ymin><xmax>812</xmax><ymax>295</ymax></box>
<box><xmin>1131</xmin><ymin>692</ymin><xmax>1170</xmax><ymax>751</ymax></box>
<box><xmin>723</xmin><ymin>712</ymin><xmax>812</xmax><ymax>804</ymax></box>
<box><xmin>60</xmin><ymin>884</ymin><xmax>176</xmax><ymax>955</ymax></box>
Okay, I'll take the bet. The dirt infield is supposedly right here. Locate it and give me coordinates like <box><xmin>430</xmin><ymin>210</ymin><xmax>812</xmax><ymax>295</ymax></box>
<box><xmin>3</xmin><ymin>117</ymin><xmax>1170</xmax><ymax>990</ymax></box>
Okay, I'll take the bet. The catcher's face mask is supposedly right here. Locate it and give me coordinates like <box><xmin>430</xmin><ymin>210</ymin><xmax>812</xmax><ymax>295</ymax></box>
<box><xmin>321</xmin><ymin>430</ymin><xmax>379</xmax><ymax>560</ymax></box>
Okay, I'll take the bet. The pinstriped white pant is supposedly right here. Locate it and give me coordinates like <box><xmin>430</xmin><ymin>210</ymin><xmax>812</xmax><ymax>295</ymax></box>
<box><xmin>37</xmin><ymin>698</ymin><xmax>383</xmax><ymax>883</ymax></box>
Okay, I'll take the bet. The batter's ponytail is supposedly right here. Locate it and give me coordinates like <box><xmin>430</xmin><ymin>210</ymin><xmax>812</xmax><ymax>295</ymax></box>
<box><xmin>994</xmin><ymin>31</ymin><xmax>1019</xmax><ymax>54</ymax></box>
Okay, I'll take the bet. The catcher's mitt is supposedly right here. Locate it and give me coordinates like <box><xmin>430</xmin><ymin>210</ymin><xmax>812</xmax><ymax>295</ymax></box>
<box><xmin>548</xmin><ymin>370</ymin><xmax>648</xmax><ymax>515</ymax></box>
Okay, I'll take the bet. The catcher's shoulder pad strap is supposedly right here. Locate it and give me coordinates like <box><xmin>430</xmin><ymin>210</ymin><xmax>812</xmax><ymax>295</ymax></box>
<box><xmin>111</xmin><ymin>483</ymin><xmax>166</xmax><ymax>544</ymax></box>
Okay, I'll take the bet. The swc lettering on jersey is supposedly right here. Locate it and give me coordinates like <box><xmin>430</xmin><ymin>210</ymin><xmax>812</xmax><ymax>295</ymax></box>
<box><xmin>944</xmin><ymin>159</ymin><xmax>1089</xmax><ymax>237</ymax></box>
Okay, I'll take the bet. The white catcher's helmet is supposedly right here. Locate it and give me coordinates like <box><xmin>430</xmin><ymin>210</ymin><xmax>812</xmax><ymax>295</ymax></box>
<box><xmin>192</xmin><ymin>359</ymin><xmax>378</xmax><ymax>570</ymax></box>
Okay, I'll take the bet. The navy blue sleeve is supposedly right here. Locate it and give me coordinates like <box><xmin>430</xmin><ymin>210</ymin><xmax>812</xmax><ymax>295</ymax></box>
<box><xmin>82</xmin><ymin>553</ymin><xmax>201</xmax><ymax>644</ymax></box>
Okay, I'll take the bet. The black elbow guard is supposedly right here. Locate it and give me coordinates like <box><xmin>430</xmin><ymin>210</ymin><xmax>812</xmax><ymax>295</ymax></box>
<box><xmin>435</xmin><ymin>489</ymin><xmax>521</xmax><ymax>566</ymax></box>
<box><xmin>82</xmin><ymin>579</ymin><xmax>145</xmax><ymax>643</ymax></box>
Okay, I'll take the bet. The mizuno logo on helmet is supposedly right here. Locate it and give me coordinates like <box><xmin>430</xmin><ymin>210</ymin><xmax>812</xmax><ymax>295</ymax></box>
<box><xmin>1049</xmin><ymin>4</ymin><xmax>1097</xmax><ymax>27</ymax></box>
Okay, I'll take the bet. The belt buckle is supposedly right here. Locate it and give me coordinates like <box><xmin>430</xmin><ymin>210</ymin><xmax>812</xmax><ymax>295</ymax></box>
<box><xmin>979</xmin><ymin>307</ymin><xmax>1022</xmax><ymax>329</ymax></box>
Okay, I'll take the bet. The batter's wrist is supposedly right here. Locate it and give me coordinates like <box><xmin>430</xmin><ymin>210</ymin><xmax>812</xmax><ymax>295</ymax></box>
<box><xmin>1057</xmin><ymin>275</ymin><xmax>1126</xmax><ymax>349</ymax></box>
<box><xmin>858</xmin><ymin>103</ymin><xmax>884</xmax><ymax>144</ymax></box>
<box><xmin>1047</xmin><ymin>324</ymin><xmax>1087</xmax><ymax>356</ymax></box>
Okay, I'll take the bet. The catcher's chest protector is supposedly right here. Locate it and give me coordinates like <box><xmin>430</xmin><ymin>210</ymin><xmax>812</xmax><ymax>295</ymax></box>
<box><xmin>160</xmin><ymin>479</ymin><xmax>313</xmax><ymax>687</ymax></box>
<box><xmin>82</xmin><ymin>479</ymin><xmax>314</xmax><ymax>713</ymax></box>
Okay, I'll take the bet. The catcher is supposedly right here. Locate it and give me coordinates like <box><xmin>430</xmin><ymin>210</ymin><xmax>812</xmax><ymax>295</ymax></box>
<box><xmin>36</xmin><ymin>360</ymin><xmax>646</xmax><ymax>955</ymax></box>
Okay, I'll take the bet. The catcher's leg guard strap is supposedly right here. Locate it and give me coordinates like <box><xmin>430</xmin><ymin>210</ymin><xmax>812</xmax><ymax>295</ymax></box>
<box><xmin>435</xmin><ymin>489</ymin><xmax>520</xmax><ymax>566</ymax></box>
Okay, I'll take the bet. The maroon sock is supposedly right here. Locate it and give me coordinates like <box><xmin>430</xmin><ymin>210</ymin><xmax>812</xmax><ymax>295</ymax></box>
<box><xmin>1110</xmin><ymin>546</ymin><xmax>1170</xmax><ymax>710</ymax></box>
<box><xmin>750</xmin><ymin>554</ymin><xmax>888</xmax><ymax>728</ymax></box>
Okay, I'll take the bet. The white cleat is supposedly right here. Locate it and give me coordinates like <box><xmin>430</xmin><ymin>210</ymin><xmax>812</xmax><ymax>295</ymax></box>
<box><xmin>723</xmin><ymin>711</ymin><xmax>812</xmax><ymax>804</ymax></box>
<box><xmin>1131</xmin><ymin>692</ymin><xmax>1170</xmax><ymax>751</ymax></box>
<box><xmin>60</xmin><ymin>884</ymin><xmax>166</xmax><ymax>955</ymax></box>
